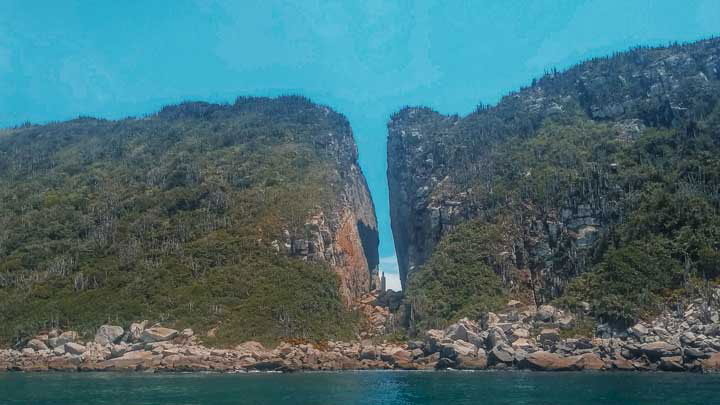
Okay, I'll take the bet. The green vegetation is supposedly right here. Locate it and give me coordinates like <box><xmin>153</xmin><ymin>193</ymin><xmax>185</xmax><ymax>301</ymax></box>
<box><xmin>0</xmin><ymin>96</ymin><xmax>360</xmax><ymax>346</ymax></box>
<box><xmin>409</xmin><ymin>111</ymin><xmax>720</xmax><ymax>327</ymax></box>
<box><xmin>406</xmin><ymin>220</ymin><xmax>509</xmax><ymax>331</ymax></box>
<box><xmin>397</xmin><ymin>38</ymin><xmax>720</xmax><ymax>330</ymax></box>
<box><xmin>557</xmin><ymin>120</ymin><xmax>720</xmax><ymax>322</ymax></box>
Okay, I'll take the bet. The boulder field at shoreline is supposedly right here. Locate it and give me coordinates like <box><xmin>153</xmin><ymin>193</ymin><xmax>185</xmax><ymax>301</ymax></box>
<box><xmin>4</xmin><ymin>289</ymin><xmax>720</xmax><ymax>373</ymax></box>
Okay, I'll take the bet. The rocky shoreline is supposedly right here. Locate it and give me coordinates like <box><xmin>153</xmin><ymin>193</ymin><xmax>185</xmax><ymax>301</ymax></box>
<box><xmin>4</xmin><ymin>289</ymin><xmax>720</xmax><ymax>374</ymax></box>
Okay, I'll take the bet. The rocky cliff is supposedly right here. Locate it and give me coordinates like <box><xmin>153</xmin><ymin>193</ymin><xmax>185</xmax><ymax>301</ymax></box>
<box><xmin>388</xmin><ymin>38</ymin><xmax>720</xmax><ymax>328</ymax></box>
<box><xmin>0</xmin><ymin>95</ymin><xmax>378</xmax><ymax>345</ymax></box>
<box><xmin>284</xmin><ymin>110</ymin><xmax>380</xmax><ymax>302</ymax></box>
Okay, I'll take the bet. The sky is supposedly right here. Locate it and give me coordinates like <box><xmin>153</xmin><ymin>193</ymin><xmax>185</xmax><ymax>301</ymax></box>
<box><xmin>2</xmin><ymin>0</ymin><xmax>719</xmax><ymax>291</ymax></box>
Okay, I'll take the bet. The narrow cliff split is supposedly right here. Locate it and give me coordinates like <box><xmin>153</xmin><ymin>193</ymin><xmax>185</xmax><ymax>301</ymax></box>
<box><xmin>387</xmin><ymin>108</ymin><xmax>466</xmax><ymax>290</ymax></box>
<box><xmin>0</xmin><ymin>95</ymin><xmax>378</xmax><ymax>345</ymax></box>
<box><xmin>285</xmin><ymin>110</ymin><xmax>380</xmax><ymax>302</ymax></box>
<box><xmin>388</xmin><ymin>38</ymin><xmax>720</xmax><ymax>330</ymax></box>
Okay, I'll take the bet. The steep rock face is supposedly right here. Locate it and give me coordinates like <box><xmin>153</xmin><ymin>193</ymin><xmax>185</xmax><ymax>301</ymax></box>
<box><xmin>387</xmin><ymin>109</ymin><xmax>468</xmax><ymax>288</ymax></box>
<box><xmin>388</xmin><ymin>38</ymin><xmax>720</xmax><ymax>296</ymax></box>
<box><xmin>160</xmin><ymin>100</ymin><xmax>380</xmax><ymax>293</ymax></box>
<box><xmin>286</xmin><ymin>123</ymin><xmax>380</xmax><ymax>302</ymax></box>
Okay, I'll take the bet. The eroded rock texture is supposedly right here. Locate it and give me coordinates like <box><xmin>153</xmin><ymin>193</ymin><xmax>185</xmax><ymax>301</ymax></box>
<box><xmin>287</xmin><ymin>138</ymin><xmax>380</xmax><ymax>302</ymax></box>
<box><xmin>388</xmin><ymin>38</ymin><xmax>720</xmax><ymax>295</ymax></box>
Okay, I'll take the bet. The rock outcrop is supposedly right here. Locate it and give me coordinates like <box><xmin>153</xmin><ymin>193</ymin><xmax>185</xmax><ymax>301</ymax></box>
<box><xmin>237</xmin><ymin>98</ymin><xmax>381</xmax><ymax>303</ymax></box>
<box><xmin>287</xmin><ymin>158</ymin><xmax>380</xmax><ymax>303</ymax></box>
<box><xmin>387</xmin><ymin>38</ymin><xmax>720</xmax><ymax>298</ymax></box>
<box><xmin>95</xmin><ymin>325</ymin><xmax>124</xmax><ymax>346</ymax></box>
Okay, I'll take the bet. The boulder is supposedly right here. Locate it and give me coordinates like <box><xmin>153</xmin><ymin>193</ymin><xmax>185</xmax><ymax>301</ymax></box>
<box><xmin>485</xmin><ymin>312</ymin><xmax>500</xmax><ymax>327</ymax></box>
<box><xmin>576</xmin><ymin>353</ymin><xmax>605</xmax><ymax>370</ymax></box>
<box><xmin>394</xmin><ymin>359</ymin><xmax>419</xmax><ymax>370</ymax></box>
<box><xmin>487</xmin><ymin>327</ymin><xmax>508</xmax><ymax>349</ymax></box>
<box><xmin>49</xmin><ymin>331</ymin><xmax>78</xmax><ymax>348</ymax></box>
<box><xmin>64</xmin><ymin>342</ymin><xmax>87</xmax><ymax>355</ymax></box>
<box><xmin>575</xmin><ymin>338</ymin><xmax>594</xmax><ymax>350</ymax></box>
<box><xmin>512</xmin><ymin>328</ymin><xmax>530</xmax><ymax>339</ymax></box>
<box><xmin>171</xmin><ymin>328</ymin><xmax>195</xmax><ymax>345</ymax></box>
<box><xmin>488</xmin><ymin>343</ymin><xmax>515</xmax><ymax>365</ymax></box>
<box><xmin>522</xmin><ymin>351</ymin><xmax>577</xmax><ymax>371</ymax></box>
<box><xmin>711</xmin><ymin>311</ymin><xmax>720</xmax><ymax>324</ymax></box>
<box><xmin>445</xmin><ymin>323</ymin><xmax>469</xmax><ymax>341</ymax></box>
<box><xmin>27</xmin><ymin>339</ymin><xmax>48</xmax><ymax>351</ymax></box>
<box><xmin>95</xmin><ymin>325</ymin><xmax>124</xmax><ymax>346</ymax></box>
<box><xmin>701</xmin><ymin>353</ymin><xmax>720</xmax><ymax>370</ymax></box>
<box><xmin>629</xmin><ymin>323</ymin><xmax>649</xmax><ymax>338</ymax></box>
<box><xmin>98</xmin><ymin>350</ymin><xmax>157</xmax><ymax>371</ymax></box>
<box><xmin>513</xmin><ymin>348</ymin><xmax>528</xmax><ymax>363</ymax></box>
<box><xmin>535</xmin><ymin>305</ymin><xmax>557</xmax><ymax>322</ymax></box>
<box><xmin>450</xmin><ymin>340</ymin><xmax>478</xmax><ymax>358</ymax></box>
<box><xmin>659</xmin><ymin>356</ymin><xmax>685</xmax><ymax>371</ymax></box>
<box><xmin>110</xmin><ymin>343</ymin><xmax>130</xmax><ymax>358</ymax></box>
<box><xmin>438</xmin><ymin>345</ymin><xmax>455</xmax><ymax>360</ymax></box>
<box><xmin>703</xmin><ymin>324</ymin><xmax>720</xmax><ymax>336</ymax></box>
<box><xmin>435</xmin><ymin>357</ymin><xmax>455</xmax><ymax>370</ymax></box>
<box><xmin>640</xmin><ymin>341</ymin><xmax>681</xmax><ymax>358</ymax></box>
<box><xmin>141</xmin><ymin>327</ymin><xmax>178</xmax><ymax>343</ymax></box>
<box><xmin>162</xmin><ymin>354</ymin><xmax>211</xmax><ymax>371</ymax></box>
<box><xmin>456</xmin><ymin>353</ymin><xmax>488</xmax><ymax>370</ymax></box>
<box><xmin>360</xmin><ymin>346</ymin><xmax>379</xmax><ymax>360</ymax></box>
<box><xmin>85</xmin><ymin>345</ymin><xmax>112</xmax><ymax>362</ymax></box>
<box><xmin>466</xmin><ymin>331</ymin><xmax>484</xmax><ymax>348</ymax></box>
<box><xmin>390</xmin><ymin>349</ymin><xmax>413</xmax><ymax>365</ymax></box>
<box><xmin>125</xmin><ymin>321</ymin><xmax>147</xmax><ymax>342</ymax></box>
<box><xmin>652</xmin><ymin>326</ymin><xmax>670</xmax><ymax>337</ymax></box>
<box><xmin>48</xmin><ymin>356</ymin><xmax>81</xmax><ymax>371</ymax></box>
<box><xmin>380</xmin><ymin>346</ymin><xmax>405</xmax><ymax>362</ymax></box>
<box><xmin>680</xmin><ymin>332</ymin><xmax>697</xmax><ymax>346</ymax></box>
<box><xmin>511</xmin><ymin>338</ymin><xmax>534</xmax><ymax>350</ymax></box>
<box><xmin>684</xmin><ymin>347</ymin><xmax>709</xmax><ymax>359</ymax></box>
<box><xmin>424</xmin><ymin>329</ymin><xmax>445</xmax><ymax>353</ymax></box>
<box><xmin>495</xmin><ymin>322</ymin><xmax>514</xmax><ymax>334</ymax></box>
<box><xmin>610</xmin><ymin>358</ymin><xmax>636</xmax><ymax>370</ymax></box>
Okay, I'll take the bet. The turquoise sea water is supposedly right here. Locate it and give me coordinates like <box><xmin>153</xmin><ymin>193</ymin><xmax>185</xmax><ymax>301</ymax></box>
<box><xmin>1</xmin><ymin>371</ymin><xmax>719</xmax><ymax>405</ymax></box>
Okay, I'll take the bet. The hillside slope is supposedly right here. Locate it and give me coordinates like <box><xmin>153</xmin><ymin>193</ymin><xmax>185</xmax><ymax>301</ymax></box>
<box><xmin>0</xmin><ymin>96</ymin><xmax>379</xmax><ymax>346</ymax></box>
<box><xmin>388</xmin><ymin>38</ymin><xmax>720</xmax><ymax>330</ymax></box>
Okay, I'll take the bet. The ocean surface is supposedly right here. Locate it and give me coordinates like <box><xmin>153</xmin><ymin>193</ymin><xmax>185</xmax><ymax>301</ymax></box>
<box><xmin>1</xmin><ymin>371</ymin><xmax>719</xmax><ymax>405</ymax></box>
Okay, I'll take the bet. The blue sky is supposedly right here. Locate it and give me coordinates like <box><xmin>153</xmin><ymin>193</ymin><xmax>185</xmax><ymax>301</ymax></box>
<box><xmin>2</xmin><ymin>0</ymin><xmax>718</xmax><ymax>290</ymax></box>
